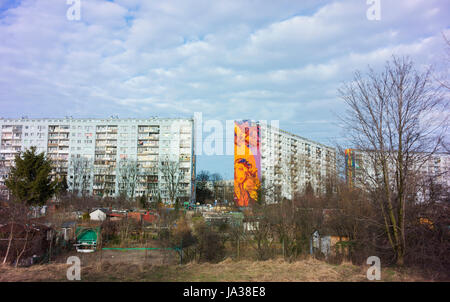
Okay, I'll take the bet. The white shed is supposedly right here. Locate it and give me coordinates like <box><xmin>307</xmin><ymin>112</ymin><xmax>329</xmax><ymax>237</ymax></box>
<box><xmin>89</xmin><ymin>209</ymin><xmax>107</xmax><ymax>221</ymax></box>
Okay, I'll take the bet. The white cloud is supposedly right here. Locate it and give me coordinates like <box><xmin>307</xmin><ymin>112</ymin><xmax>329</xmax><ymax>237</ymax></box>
<box><xmin>0</xmin><ymin>0</ymin><xmax>448</xmax><ymax>149</ymax></box>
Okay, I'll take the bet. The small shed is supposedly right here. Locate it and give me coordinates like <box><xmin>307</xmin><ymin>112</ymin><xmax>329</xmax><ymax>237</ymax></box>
<box><xmin>90</xmin><ymin>209</ymin><xmax>108</xmax><ymax>221</ymax></box>
<box><xmin>311</xmin><ymin>230</ymin><xmax>349</xmax><ymax>258</ymax></box>
<box><xmin>61</xmin><ymin>221</ymin><xmax>77</xmax><ymax>241</ymax></box>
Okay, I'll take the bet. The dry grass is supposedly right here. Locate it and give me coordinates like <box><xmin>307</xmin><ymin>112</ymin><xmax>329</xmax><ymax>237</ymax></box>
<box><xmin>0</xmin><ymin>263</ymin><xmax>70</xmax><ymax>282</ymax></box>
<box><xmin>0</xmin><ymin>256</ymin><xmax>430</xmax><ymax>282</ymax></box>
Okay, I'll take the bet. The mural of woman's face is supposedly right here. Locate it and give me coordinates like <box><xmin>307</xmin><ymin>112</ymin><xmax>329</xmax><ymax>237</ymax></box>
<box><xmin>235</xmin><ymin>162</ymin><xmax>247</xmax><ymax>184</ymax></box>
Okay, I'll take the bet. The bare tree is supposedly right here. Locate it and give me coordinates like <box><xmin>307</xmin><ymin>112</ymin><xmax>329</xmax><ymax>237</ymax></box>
<box><xmin>256</xmin><ymin>176</ymin><xmax>276</xmax><ymax>205</ymax></box>
<box><xmin>159</xmin><ymin>156</ymin><xmax>182</xmax><ymax>209</ymax></box>
<box><xmin>70</xmin><ymin>156</ymin><xmax>93</xmax><ymax>196</ymax></box>
<box><xmin>339</xmin><ymin>56</ymin><xmax>448</xmax><ymax>265</ymax></box>
<box><xmin>0</xmin><ymin>201</ymin><xmax>45</xmax><ymax>266</ymax></box>
<box><xmin>118</xmin><ymin>158</ymin><xmax>139</xmax><ymax>201</ymax></box>
<box><xmin>210</xmin><ymin>173</ymin><xmax>223</xmax><ymax>202</ymax></box>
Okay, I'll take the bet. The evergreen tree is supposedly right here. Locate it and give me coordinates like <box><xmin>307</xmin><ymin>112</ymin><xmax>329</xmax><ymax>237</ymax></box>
<box><xmin>5</xmin><ymin>147</ymin><xmax>57</xmax><ymax>205</ymax></box>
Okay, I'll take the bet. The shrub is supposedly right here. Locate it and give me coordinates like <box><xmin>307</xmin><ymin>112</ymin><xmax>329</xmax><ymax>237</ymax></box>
<box><xmin>194</xmin><ymin>222</ymin><xmax>226</xmax><ymax>263</ymax></box>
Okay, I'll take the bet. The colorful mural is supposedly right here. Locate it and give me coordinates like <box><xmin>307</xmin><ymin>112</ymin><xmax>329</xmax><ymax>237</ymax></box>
<box><xmin>345</xmin><ymin>148</ymin><xmax>355</xmax><ymax>186</ymax></box>
<box><xmin>234</xmin><ymin>120</ymin><xmax>261</xmax><ymax>207</ymax></box>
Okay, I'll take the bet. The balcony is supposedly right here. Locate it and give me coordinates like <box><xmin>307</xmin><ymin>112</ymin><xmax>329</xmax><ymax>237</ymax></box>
<box><xmin>1</xmin><ymin>127</ymin><xmax>13</xmax><ymax>132</ymax></box>
<box><xmin>138</xmin><ymin>126</ymin><xmax>159</xmax><ymax>133</ymax></box>
<box><xmin>138</xmin><ymin>134</ymin><xmax>159</xmax><ymax>140</ymax></box>
<box><xmin>179</xmin><ymin>155</ymin><xmax>190</xmax><ymax>162</ymax></box>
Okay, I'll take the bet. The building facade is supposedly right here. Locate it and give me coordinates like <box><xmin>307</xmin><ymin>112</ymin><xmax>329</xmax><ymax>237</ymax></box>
<box><xmin>234</xmin><ymin>120</ymin><xmax>337</xmax><ymax>205</ymax></box>
<box><xmin>345</xmin><ymin>148</ymin><xmax>450</xmax><ymax>192</ymax></box>
<box><xmin>259</xmin><ymin>123</ymin><xmax>336</xmax><ymax>202</ymax></box>
<box><xmin>0</xmin><ymin>117</ymin><xmax>195</xmax><ymax>203</ymax></box>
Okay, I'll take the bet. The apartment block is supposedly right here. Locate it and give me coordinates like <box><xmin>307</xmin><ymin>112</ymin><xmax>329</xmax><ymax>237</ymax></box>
<box><xmin>345</xmin><ymin>148</ymin><xmax>450</xmax><ymax>191</ymax></box>
<box><xmin>0</xmin><ymin>117</ymin><xmax>195</xmax><ymax>203</ymax></box>
<box><xmin>259</xmin><ymin>123</ymin><xmax>337</xmax><ymax>201</ymax></box>
<box><xmin>234</xmin><ymin>120</ymin><xmax>336</xmax><ymax>206</ymax></box>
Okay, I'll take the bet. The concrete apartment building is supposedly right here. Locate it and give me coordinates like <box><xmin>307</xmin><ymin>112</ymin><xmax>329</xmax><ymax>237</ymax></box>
<box><xmin>0</xmin><ymin>117</ymin><xmax>195</xmax><ymax>203</ymax></box>
<box><xmin>345</xmin><ymin>148</ymin><xmax>450</xmax><ymax>193</ymax></box>
<box><xmin>259</xmin><ymin>123</ymin><xmax>337</xmax><ymax>202</ymax></box>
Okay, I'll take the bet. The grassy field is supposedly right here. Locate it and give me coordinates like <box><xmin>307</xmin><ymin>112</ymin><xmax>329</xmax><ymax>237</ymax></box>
<box><xmin>0</xmin><ymin>257</ymin><xmax>428</xmax><ymax>282</ymax></box>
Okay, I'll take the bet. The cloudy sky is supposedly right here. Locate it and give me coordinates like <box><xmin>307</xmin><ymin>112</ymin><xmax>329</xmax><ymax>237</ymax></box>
<box><xmin>1</xmin><ymin>0</ymin><xmax>449</xmax><ymax>178</ymax></box>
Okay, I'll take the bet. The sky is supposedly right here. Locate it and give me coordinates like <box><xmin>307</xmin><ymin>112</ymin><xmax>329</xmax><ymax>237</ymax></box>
<box><xmin>0</xmin><ymin>0</ymin><xmax>449</xmax><ymax>179</ymax></box>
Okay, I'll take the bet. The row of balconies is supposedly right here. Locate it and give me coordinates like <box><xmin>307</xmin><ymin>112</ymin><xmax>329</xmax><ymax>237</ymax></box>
<box><xmin>1</xmin><ymin>125</ymin><xmax>22</xmax><ymax>130</ymax></box>
<box><xmin>137</xmin><ymin>148</ymin><xmax>159</xmax><ymax>155</ymax></box>
<box><xmin>140</xmin><ymin>163</ymin><xmax>157</xmax><ymax>168</ymax></box>
<box><xmin>1</xmin><ymin>126</ymin><xmax>13</xmax><ymax>132</ymax></box>
<box><xmin>95</xmin><ymin>145</ymin><xmax>117</xmax><ymax>151</ymax></box>
<box><xmin>95</xmin><ymin>156</ymin><xmax>117</xmax><ymax>161</ymax></box>
<box><xmin>138</xmin><ymin>155</ymin><xmax>158</xmax><ymax>162</ymax></box>
<box><xmin>48</xmin><ymin>125</ymin><xmax>69</xmax><ymax>131</ymax></box>
<box><xmin>138</xmin><ymin>141</ymin><xmax>158</xmax><ymax>147</ymax></box>
<box><xmin>138</xmin><ymin>134</ymin><xmax>159</xmax><ymax>140</ymax></box>
<box><xmin>48</xmin><ymin>148</ymin><xmax>69</xmax><ymax>154</ymax></box>
<box><xmin>1</xmin><ymin>142</ymin><xmax>22</xmax><ymax>148</ymax></box>
<box><xmin>51</xmin><ymin>161</ymin><xmax>69</xmax><ymax>167</ymax></box>
<box><xmin>94</xmin><ymin>160</ymin><xmax>117</xmax><ymax>166</ymax></box>
<box><xmin>93</xmin><ymin>169</ymin><xmax>116</xmax><ymax>175</ymax></box>
<box><xmin>138</xmin><ymin>126</ymin><xmax>160</xmax><ymax>133</ymax></box>
<box><xmin>97</xmin><ymin>129</ymin><xmax>118</xmax><ymax>134</ymax></box>
<box><xmin>1</xmin><ymin>134</ymin><xmax>13</xmax><ymax>139</ymax></box>
<box><xmin>48</xmin><ymin>135</ymin><xmax>69</xmax><ymax>140</ymax></box>
<box><xmin>138</xmin><ymin>178</ymin><xmax>158</xmax><ymax>184</ymax></box>
<box><xmin>179</xmin><ymin>154</ymin><xmax>190</xmax><ymax>161</ymax></box>
<box><xmin>48</xmin><ymin>155</ymin><xmax>69</xmax><ymax>161</ymax></box>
